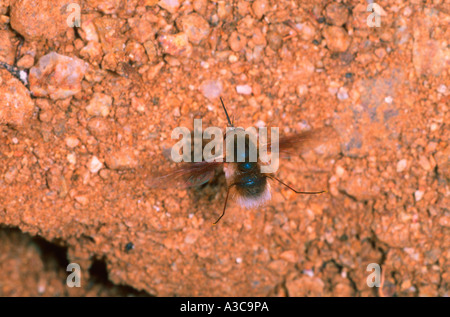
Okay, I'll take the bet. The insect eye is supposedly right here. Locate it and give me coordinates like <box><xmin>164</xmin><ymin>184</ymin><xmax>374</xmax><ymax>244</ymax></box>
<box><xmin>239</xmin><ymin>162</ymin><xmax>255</xmax><ymax>171</ymax></box>
<box><xmin>241</xmin><ymin>175</ymin><xmax>255</xmax><ymax>186</ymax></box>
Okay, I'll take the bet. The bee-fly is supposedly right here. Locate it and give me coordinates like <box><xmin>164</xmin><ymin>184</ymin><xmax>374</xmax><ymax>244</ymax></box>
<box><xmin>148</xmin><ymin>98</ymin><xmax>327</xmax><ymax>224</ymax></box>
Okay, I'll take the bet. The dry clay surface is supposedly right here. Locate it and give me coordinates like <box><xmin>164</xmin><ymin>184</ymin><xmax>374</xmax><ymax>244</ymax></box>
<box><xmin>0</xmin><ymin>0</ymin><xmax>449</xmax><ymax>296</ymax></box>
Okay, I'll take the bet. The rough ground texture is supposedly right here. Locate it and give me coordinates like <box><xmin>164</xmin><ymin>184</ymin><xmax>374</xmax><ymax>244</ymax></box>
<box><xmin>0</xmin><ymin>0</ymin><xmax>448</xmax><ymax>296</ymax></box>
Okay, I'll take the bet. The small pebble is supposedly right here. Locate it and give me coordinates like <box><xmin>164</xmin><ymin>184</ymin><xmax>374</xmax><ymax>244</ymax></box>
<box><xmin>325</xmin><ymin>3</ymin><xmax>349</xmax><ymax>26</ymax></box>
<box><xmin>65</xmin><ymin>136</ymin><xmax>80</xmax><ymax>148</ymax></box>
<box><xmin>193</xmin><ymin>0</ymin><xmax>207</xmax><ymax>14</ymax></box>
<box><xmin>67</xmin><ymin>153</ymin><xmax>76</xmax><ymax>164</ymax></box>
<box><xmin>179</xmin><ymin>13</ymin><xmax>211</xmax><ymax>45</ymax></box>
<box><xmin>418</xmin><ymin>155</ymin><xmax>431</xmax><ymax>171</ymax></box>
<box><xmin>297</xmin><ymin>84</ymin><xmax>308</xmax><ymax>96</ymax></box>
<box><xmin>0</xmin><ymin>69</ymin><xmax>34</xmax><ymax>126</ymax></box>
<box><xmin>403</xmin><ymin>6</ymin><xmax>413</xmax><ymax>16</ymax></box>
<box><xmin>89</xmin><ymin>0</ymin><xmax>123</xmax><ymax>14</ymax></box>
<box><xmin>86</xmin><ymin>93</ymin><xmax>112</xmax><ymax>117</ymax></box>
<box><xmin>252</xmin><ymin>0</ymin><xmax>268</xmax><ymax>20</ymax></box>
<box><xmin>184</xmin><ymin>232</ymin><xmax>197</xmax><ymax>244</ymax></box>
<box><xmin>80</xmin><ymin>19</ymin><xmax>99</xmax><ymax>42</ymax></box>
<box><xmin>437</xmin><ymin>84</ymin><xmax>446</xmax><ymax>94</ymax></box>
<box><xmin>158</xmin><ymin>33</ymin><xmax>193</xmax><ymax>57</ymax></box>
<box><xmin>87</xmin><ymin>117</ymin><xmax>111</xmax><ymax>137</ymax></box>
<box><xmin>397</xmin><ymin>159</ymin><xmax>407</xmax><ymax>172</ymax></box>
<box><xmin>236</xmin><ymin>84</ymin><xmax>252</xmax><ymax>95</ymax></box>
<box><xmin>16</xmin><ymin>55</ymin><xmax>34</xmax><ymax>68</ymax></box>
<box><xmin>413</xmin><ymin>38</ymin><xmax>444</xmax><ymax>76</ymax></box>
<box><xmin>88</xmin><ymin>156</ymin><xmax>103</xmax><ymax>173</ymax></box>
<box><xmin>297</xmin><ymin>22</ymin><xmax>316</xmax><ymax>41</ymax></box>
<box><xmin>158</xmin><ymin>0</ymin><xmax>180</xmax><ymax>13</ymax></box>
<box><xmin>10</xmin><ymin>0</ymin><xmax>72</xmax><ymax>41</ymax></box>
<box><xmin>105</xmin><ymin>148</ymin><xmax>139</xmax><ymax>170</ymax></box>
<box><xmin>29</xmin><ymin>52</ymin><xmax>88</xmax><ymax>100</ymax></box>
<box><xmin>336</xmin><ymin>165</ymin><xmax>345</xmax><ymax>177</ymax></box>
<box><xmin>414</xmin><ymin>190</ymin><xmax>424</xmax><ymax>202</ymax></box>
<box><xmin>229</xmin><ymin>55</ymin><xmax>238</xmax><ymax>63</ymax></box>
<box><xmin>322</xmin><ymin>26</ymin><xmax>351</xmax><ymax>53</ymax></box>
<box><xmin>228</xmin><ymin>31</ymin><xmax>247</xmax><ymax>52</ymax></box>
<box><xmin>75</xmin><ymin>195</ymin><xmax>89</xmax><ymax>206</ymax></box>
<box><xmin>337</xmin><ymin>87</ymin><xmax>349</xmax><ymax>100</ymax></box>
<box><xmin>200</xmin><ymin>79</ymin><xmax>223</xmax><ymax>100</ymax></box>
<box><xmin>255</xmin><ymin>120</ymin><xmax>265</xmax><ymax>128</ymax></box>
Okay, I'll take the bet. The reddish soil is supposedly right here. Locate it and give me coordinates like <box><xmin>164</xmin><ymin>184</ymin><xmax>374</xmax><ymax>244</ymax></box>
<box><xmin>0</xmin><ymin>0</ymin><xmax>448</xmax><ymax>296</ymax></box>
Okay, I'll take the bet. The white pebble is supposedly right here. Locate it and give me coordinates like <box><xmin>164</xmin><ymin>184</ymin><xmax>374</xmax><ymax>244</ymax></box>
<box><xmin>414</xmin><ymin>190</ymin><xmax>424</xmax><ymax>202</ymax></box>
<box><xmin>396</xmin><ymin>159</ymin><xmax>407</xmax><ymax>172</ymax></box>
<box><xmin>297</xmin><ymin>84</ymin><xmax>308</xmax><ymax>96</ymax></box>
<box><xmin>303</xmin><ymin>269</ymin><xmax>314</xmax><ymax>277</ymax></box>
<box><xmin>385</xmin><ymin>96</ymin><xmax>393</xmax><ymax>104</ymax></box>
<box><xmin>337</xmin><ymin>87</ymin><xmax>349</xmax><ymax>100</ymax></box>
<box><xmin>336</xmin><ymin>165</ymin><xmax>345</xmax><ymax>177</ymax></box>
<box><xmin>17</xmin><ymin>70</ymin><xmax>28</xmax><ymax>85</ymax></box>
<box><xmin>229</xmin><ymin>55</ymin><xmax>238</xmax><ymax>63</ymax></box>
<box><xmin>437</xmin><ymin>84</ymin><xmax>446</xmax><ymax>94</ymax></box>
<box><xmin>255</xmin><ymin>120</ymin><xmax>265</xmax><ymax>128</ymax></box>
<box><xmin>88</xmin><ymin>156</ymin><xmax>103</xmax><ymax>173</ymax></box>
<box><xmin>328</xmin><ymin>87</ymin><xmax>338</xmax><ymax>95</ymax></box>
<box><xmin>236</xmin><ymin>84</ymin><xmax>252</xmax><ymax>95</ymax></box>
<box><xmin>403</xmin><ymin>6</ymin><xmax>413</xmax><ymax>16</ymax></box>
<box><xmin>65</xmin><ymin>136</ymin><xmax>80</xmax><ymax>148</ymax></box>
<box><xmin>67</xmin><ymin>153</ymin><xmax>77</xmax><ymax>164</ymax></box>
<box><xmin>200</xmin><ymin>80</ymin><xmax>223</xmax><ymax>100</ymax></box>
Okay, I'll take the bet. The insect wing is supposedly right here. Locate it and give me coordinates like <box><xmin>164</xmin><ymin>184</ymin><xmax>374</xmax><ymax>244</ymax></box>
<box><xmin>265</xmin><ymin>127</ymin><xmax>337</xmax><ymax>158</ymax></box>
<box><xmin>146</xmin><ymin>161</ymin><xmax>223</xmax><ymax>189</ymax></box>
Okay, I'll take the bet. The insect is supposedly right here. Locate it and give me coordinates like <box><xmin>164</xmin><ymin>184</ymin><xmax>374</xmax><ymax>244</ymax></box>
<box><xmin>148</xmin><ymin>98</ymin><xmax>327</xmax><ymax>224</ymax></box>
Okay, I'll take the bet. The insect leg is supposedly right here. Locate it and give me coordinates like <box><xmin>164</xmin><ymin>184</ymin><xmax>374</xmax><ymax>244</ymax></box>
<box><xmin>213</xmin><ymin>184</ymin><xmax>235</xmax><ymax>225</ymax></box>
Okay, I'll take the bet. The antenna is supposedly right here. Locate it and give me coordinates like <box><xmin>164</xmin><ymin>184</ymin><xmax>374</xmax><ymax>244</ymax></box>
<box><xmin>268</xmin><ymin>176</ymin><xmax>326</xmax><ymax>195</ymax></box>
<box><xmin>220</xmin><ymin>97</ymin><xmax>233</xmax><ymax>127</ymax></box>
